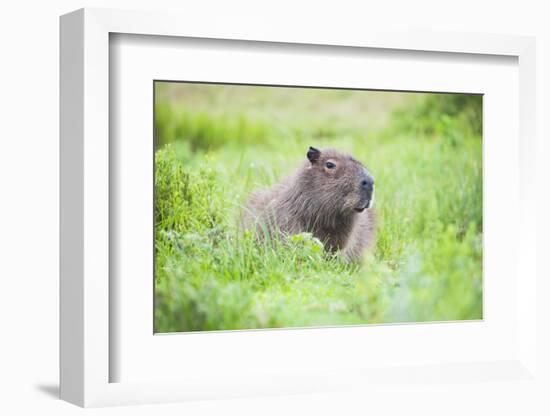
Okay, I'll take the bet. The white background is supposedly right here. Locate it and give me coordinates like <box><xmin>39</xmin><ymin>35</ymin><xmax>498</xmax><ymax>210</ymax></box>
<box><xmin>1</xmin><ymin>1</ymin><xmax>549</xmax><ymax>415</ymax></box>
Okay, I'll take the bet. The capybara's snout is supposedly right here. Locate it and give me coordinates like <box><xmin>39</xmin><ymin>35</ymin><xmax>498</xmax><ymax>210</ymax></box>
<box><xmin>357</xmin><ymin>174</ymin><xmax>374</xmax><ymax>211</ymax></box>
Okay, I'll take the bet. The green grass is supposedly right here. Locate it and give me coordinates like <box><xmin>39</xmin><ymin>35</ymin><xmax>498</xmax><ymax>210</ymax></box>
<box><xmin>154</xmin><ymin>84</ymin><xmax>483</xmax><ymax>332</ymax></box>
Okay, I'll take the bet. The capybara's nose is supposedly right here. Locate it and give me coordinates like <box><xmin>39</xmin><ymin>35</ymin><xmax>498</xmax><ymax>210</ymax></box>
<box><xmin>360</xmin><ymin>178</ymin><xmax>374</xmax><ymax>194</ymax></box>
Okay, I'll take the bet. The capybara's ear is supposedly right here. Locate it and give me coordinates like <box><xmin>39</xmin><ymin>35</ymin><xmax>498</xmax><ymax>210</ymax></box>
<box><xmin>307</xmin><ymin>146</ymin><xmax>321</xmax><ymax>164</ymax></box>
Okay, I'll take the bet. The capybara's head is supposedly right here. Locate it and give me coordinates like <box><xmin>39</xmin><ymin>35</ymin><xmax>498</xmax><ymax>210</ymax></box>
<box><xmin>302</xmin><ymin>146</ymin><xmax>375</xmax><ymax>215</ymax></box>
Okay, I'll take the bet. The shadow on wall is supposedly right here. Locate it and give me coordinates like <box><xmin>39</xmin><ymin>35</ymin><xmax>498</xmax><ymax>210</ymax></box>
<box><xmin>34</xmin><ymin>384</ymin><xmax>59</xmax><ymax>399</ymax></box>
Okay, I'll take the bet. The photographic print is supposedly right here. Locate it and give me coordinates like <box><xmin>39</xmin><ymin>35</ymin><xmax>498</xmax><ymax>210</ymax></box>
<box><xmin>154</xmin><ymin>82</ymin><xmax>482</xmax><ymax>333</ymax></box>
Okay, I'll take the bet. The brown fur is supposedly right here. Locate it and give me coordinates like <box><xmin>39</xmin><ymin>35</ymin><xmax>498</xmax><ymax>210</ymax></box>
<box><xmin>242</xmin><ymin>147</ymin><xmax>376</xmax><ymax>261</ymax></box>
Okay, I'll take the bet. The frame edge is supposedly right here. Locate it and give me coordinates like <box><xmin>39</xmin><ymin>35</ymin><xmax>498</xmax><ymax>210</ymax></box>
<box><xmin>59</xmin><ymin>8</ymin><xmax>85</xmax><ymax>407</ymax></box>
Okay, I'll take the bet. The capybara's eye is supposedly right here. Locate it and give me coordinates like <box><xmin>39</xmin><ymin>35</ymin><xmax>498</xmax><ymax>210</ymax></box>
<box><xmin>325</xmin><ymin>161</ymin><xmax>336</xmax><ymax>169</ymax></box>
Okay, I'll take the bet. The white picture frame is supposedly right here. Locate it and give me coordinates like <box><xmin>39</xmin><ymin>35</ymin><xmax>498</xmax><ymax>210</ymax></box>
<box><xmin>60</xmin><ymin>7</ymin><xmax>538</xmax><ymax>407</ymax></box>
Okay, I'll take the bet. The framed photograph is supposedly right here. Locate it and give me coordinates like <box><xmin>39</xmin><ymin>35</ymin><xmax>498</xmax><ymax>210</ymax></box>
<box><xmin>152</xmin><ymin>82</ymin><xmax>483</xmax><ymax>334</ymax></box>
<box><xmin>60</xmin><ymin>8</ymin><xmax>538</xmax><ymax>407</ymax></box>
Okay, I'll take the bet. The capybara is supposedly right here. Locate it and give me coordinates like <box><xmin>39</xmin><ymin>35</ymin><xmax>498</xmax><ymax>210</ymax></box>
<box><xmin>243</xmin><ymin>147</ymin><xmax>376</xmax><ymax>261</ymax></box>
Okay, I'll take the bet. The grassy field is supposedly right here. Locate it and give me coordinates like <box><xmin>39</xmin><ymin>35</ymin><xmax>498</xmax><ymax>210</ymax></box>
<box><xmin>154</xmin><ymin>83</ymin><xmax>483</xmax><ymax>333</ymax></box>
